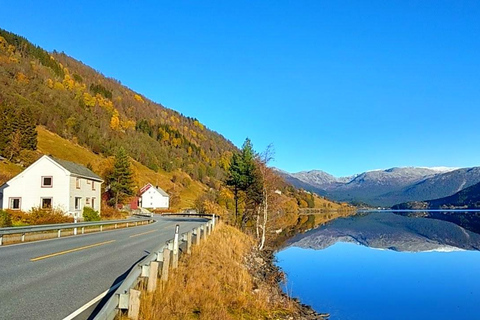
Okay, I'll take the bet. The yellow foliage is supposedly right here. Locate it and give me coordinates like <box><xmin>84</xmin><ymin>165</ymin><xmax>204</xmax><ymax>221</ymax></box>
<box><xmin>83</xmin><ymin>92</ymin><xmax>96</xmax><ymax>108</ymax></box>
<box><xmin>170</xmin><ymin>115</ymin><xmax>180</xmax><ymax>123</ymax></box>
<box><xmin>298</xmin><ymin>199</ymin><xmax>309</xmax><ymax>208</ymax></box>
<box><xmin>134</xmin><ymin>94</ymin><xmax>144</xmax><ymax>103</ymax></box>
<box><xmin>53</xmin><ymin>81</ymin><xmax>65</xmax><ymax>90</ymax></box>
<box><xmin>110</xmin><ymin>114</ymin><xmax>120</xmax><ymax>130</ymax></box>
<box><xmin>15</xmin><ymin>72</ymin><xmax>29</xmax><ymax>84</ymax></box>
<box><xmin>7</xmin><ymin>45</ymin><xmax>15</xmax><ymax>55</ymax></box>
<box><xmin>63</xmin><ymin>74</ymin><xmax>75</xmax><ymax>90</ymax></box>
<box><xmin>0</xmin><ymin>56</ymin><xmax>11</xmax><ymax>64</ymax></box>
<box><xmin>121</xmin><ymin>119</ymin><xmax>136</xmax><ymax>131</ymax></box>
<box><xmin>193</xmin><ymin>120</ymin><xmax>205</xmax><ymax>130</ymax></box>
<box><xmin>97</xmin><ymin>94</ymin><xmax>114</xmax><ymax>113</ymax></box>
<box><xmin>46</xmin><ymin>79</ymin><xmax>54</xmax><ymax>89</ymax></box>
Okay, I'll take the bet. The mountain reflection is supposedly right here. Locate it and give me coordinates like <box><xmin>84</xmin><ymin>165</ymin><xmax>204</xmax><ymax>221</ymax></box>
<box><xmin>287</xmin><ymin>211</ymin><xmax>480</xmax><ymax>252</ymax></box>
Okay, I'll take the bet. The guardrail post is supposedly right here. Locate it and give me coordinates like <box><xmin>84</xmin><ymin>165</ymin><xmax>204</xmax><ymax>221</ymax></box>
<box><xmin>0</xmin><ymin>235</ymin><xmax>3</xmax><ymax>246</ymax></box>
<box><xmin>21</xmin><ymin>233</ymin><xmax>25</xmax><ymax>242</ymax></box>
<box><xmin>194</xmin><ymin>227</ymin><xmax>201</xmax><ymax>245</ymax></box>
<box><xmin>100</xmin><ymin>225</ymin><xmax>103</xmax><ymax>232</ymax></box>
<box><xmin>161</xmin><ymin>248</ymin><xmax>171</xmax><ymax>282</ymax></box>
<box><xmin>172</xmin><ymin>225</ymin><xmax>180</xmax><ymax>269</ymax></box>
<box><xmin>147</xmin><ymin>261</ymin><xmax>159</xmax><ymax>292</ymax></box>
<box><xmin>81</xmin><ymin>227</ymin><xmax>85</xmax><ymax>234</ymax></box>
<box><xmin>202</xmin><ymin>225</ymin><xmax>207</xmax><ymax>241</ymax></box>
<box><xmin>127</xmin><ymin>222</ymin><xmax>129</xmax><ymax>228</ymax></box>
<box><xmin>74</xmin><ymin>215</ymin><xmax>78</xmax><ymax>235</ymax></box>
<box><xmin>128</xmin><ymin>289</ymin><xmax>141</xmax><ymax>320</ymax></box>
<box><xmin>212</xmin><ymin>214</ymin><xmax>215</xmax><ymax>230</ymax></box>
<box><xmin>186</xmin><ymin>231</ymin><xmax>192</xmax><ymax>254</ymax></box>
<box><xmin>115</xmin><ymin>223</ymin><xmax>118</xmax><ymax>229</ymax></box>
<box><xmin>58</xmin><ymin>229</ymin><xmax>61</xmax><ymax>238</ymax></box>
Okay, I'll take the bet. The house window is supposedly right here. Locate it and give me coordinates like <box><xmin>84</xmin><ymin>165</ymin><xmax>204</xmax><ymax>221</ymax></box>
<box><xmin>75</xmin><ymin>197</ymin><xmax>82</xmax><ymax>210</ymax></box>
<box><xmin>86</xmin><ymin>197</ymin><xmax>90</xmax><ymax>205</ymax></box>
<box><xmin>92</xmin><ymin>197</ymin><xmax>96</xmax><ymax>210</ymax></box>
<box><xmin>41</xmin><ymin>176</ymin><xmax>53</xmax><ymax>188</ymax></box>
<box><xmin>41</xmin><ymin>198</ymin><xmax>52</xmax><ymax>209</ymax></box>
<box><xmin>92</xmin><ymin>181</ymin><xmax>95</xmax><ymax>191</ymax></box>
<box><xmin>9</xmin><ymin>198</ymin><xmax>21</xmax><ymax>210</ymax></box>
<box><xmin>76</xmin><ymin>178</ymin><xmax>81</xmax><ymax>189</ymax></box>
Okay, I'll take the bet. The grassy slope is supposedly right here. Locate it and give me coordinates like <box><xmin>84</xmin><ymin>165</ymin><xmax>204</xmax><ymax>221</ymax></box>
<box><xmin>4</xmin><ymin>126</ymin><xmax>205</xmax><ymax>210</ymax></box>
<box><xmin>137</xmin><ymin>223</ymin><xmax>296</xmax><ymax>320</ymax></box>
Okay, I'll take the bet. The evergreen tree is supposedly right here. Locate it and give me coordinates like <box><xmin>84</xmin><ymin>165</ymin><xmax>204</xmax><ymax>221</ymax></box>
<box><xmin>19</xmin><ymin>107</ymin><xmax>37</xmax><ymax>150</ymax></box>
<box><xmin>226</xmin><ymin>138</ymin><xmax>264</xmax><ymax>229</ymax></box>
<box><xmin>0</xmin><ymin>105</ymin><xmax>37</xmax><ymax>160</ymax></box>
<box><xmin>226</xmin><ymin>152</ymin><xmax>243</xmax><ymax>226</ymax></box>
<box><xmin>108</xmin><ymin>147</ymin><xmax>135</xmax><ymax>208</ymax></box>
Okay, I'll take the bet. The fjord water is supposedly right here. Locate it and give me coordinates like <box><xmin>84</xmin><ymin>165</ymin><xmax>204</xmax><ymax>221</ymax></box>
<box><xmin>276</xmin><ymin>211</ymin><xmax>480</xmax><ymax>320</ymax></box>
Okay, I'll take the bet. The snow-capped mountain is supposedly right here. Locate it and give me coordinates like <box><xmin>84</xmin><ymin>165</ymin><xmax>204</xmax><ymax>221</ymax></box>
<box><xmin>278</xmin><ymin>166</ymin><xmax>480</xmax><ymax>207</ymax></box>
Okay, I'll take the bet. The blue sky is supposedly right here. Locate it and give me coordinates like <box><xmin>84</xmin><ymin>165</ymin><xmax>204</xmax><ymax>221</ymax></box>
<box><xmin>2</xmin><ymin>1</ymin><xmax>480</xmax><ymax>177</ymax></box>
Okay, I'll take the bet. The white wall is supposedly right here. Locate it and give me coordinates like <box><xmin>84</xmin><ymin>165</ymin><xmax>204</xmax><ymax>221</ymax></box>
<box><xmin>1</xmin><ymin>157</ymin><xmax>70</xmax><ymax>212</ymax></box>
<box><xmin>140</xmin><ymin>188</ymin><xmax>169</xmax><ymax>209</ymax></box>
<box><xmin>68</xmin><ymin>176</ymin><xmax>102</xmax><ymax>215</ymax></box>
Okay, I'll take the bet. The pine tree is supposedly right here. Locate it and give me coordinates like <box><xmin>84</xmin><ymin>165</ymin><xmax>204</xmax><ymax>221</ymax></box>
<box><xmin>226</xmin><ymin>152</ymin><xmax>244</xmax><ymax>226</ymax></box>
<box><xmin>108</xmin><ymin>147</ymin><xmax>135</xmax><ymax>208</ymax></box>
<box><xmin>19</xmin><ymin>107</ymin><xmax>37</xmax><ymax>150</ymax></box>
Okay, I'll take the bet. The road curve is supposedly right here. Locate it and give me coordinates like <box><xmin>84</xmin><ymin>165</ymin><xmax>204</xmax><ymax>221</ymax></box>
<box><xmin>0</xmin><ymin>215</ymin><xmax>208</xmax><ymax>320</ymax></box>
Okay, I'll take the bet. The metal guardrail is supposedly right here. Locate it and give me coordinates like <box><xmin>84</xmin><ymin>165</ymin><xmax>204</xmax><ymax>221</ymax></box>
<box><xmin>0</xmin><ymin>217</ymin><xmax>153</xmax><ymax>245</ymax></box>
<box><xmin>93</xmin><ymin>214</ymin><xmax>218</xmax><ymax>320</ymax></box>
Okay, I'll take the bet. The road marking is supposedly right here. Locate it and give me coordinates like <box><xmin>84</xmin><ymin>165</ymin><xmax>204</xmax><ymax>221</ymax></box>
<box><xmin>30</xmin><ymin>240</ymin><xmax>116</xmax><ymax>262</ymax></box>
<box><xmin>129</xmin><ymin>229</ymin><xmax>158</xmax><ymax>238</ymax></box>
<box><xmin>62</xmin><ymin>281</ymin><xmax>122</xmax><ymax>320</ymax></box>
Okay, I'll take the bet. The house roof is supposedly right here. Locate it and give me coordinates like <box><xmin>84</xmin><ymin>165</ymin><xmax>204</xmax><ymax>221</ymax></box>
<box><xmin>48</xmin><ymin>156</ymin><xmax>103</xmax><ymax>182</ymax></box>
<box><xmin>140</xmin><ymin>183</ymin><xmax>169</xmax><ymax>197</ymax></box>
<box><xmin>155</xmin><ymin>186</ymin><xmax>169</xmax><ymax>197</ymax></box>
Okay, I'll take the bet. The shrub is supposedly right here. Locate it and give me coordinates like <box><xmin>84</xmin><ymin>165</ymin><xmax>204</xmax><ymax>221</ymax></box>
<box><xmin>29</xmin><ymin>207</ymin><xmax>73</xmax><ymax>225</ymax></box>
<box><xmin>0</xmin><ymin>210</ymin><xmax>12</xmax><ymax>227</ymax></box>
<box><xmin>83</xmin><ymin>206</ymin><xmax>100</xmax><ymax>221</ymax></box>
<box><xmin>99</xmin><ymin>202</ymin><xmax>127</xmax><ymax>220</ymax></box>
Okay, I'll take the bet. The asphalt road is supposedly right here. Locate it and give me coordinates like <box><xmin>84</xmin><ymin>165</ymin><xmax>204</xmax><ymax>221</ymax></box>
<box><xmin>0</xmin><ymin>215</ymin><xmax>208</xmax><ymax>320</ymax></box>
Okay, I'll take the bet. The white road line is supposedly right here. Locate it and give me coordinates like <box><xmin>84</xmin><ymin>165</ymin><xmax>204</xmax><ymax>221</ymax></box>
<box><xmin>62</xmin><ymin>281</ymin><xmax>121</xmax><ymax>320</ymax></box>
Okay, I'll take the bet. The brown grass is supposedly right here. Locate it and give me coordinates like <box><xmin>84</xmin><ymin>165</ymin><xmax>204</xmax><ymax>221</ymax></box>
<box><xmin>135</xmin><ymin>224</ymin><xmax>295</xmax><ymax>320</ymax></box>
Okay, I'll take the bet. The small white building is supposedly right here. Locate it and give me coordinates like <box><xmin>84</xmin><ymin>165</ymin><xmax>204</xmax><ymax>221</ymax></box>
<box><xmin>139</xmin><ymin>183</ymin><xmax>169</xmax><ymax>209</ymax></box>
<box><xmin>0</xmin><ymin>155</ymin><xmax>103</xmax><ymax>216</ymax></box>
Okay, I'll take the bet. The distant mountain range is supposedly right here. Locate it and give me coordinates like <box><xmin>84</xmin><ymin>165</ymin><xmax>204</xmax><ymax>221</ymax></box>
<box><xmin>393</xmin><ymin>180</ymin><xmax>480</xmax><ymax>210</ymax></box>
<box><xmin>278</xmin><ymin>166</ymin><xmax>480</xmax><ymax>207</ymax></box>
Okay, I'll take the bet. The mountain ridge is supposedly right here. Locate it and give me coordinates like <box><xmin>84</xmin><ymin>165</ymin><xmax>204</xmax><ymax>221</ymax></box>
<box><xmin>278</xmin><ymin>166</ymin><xmax>480</xmax><ymax>207</ymax></box>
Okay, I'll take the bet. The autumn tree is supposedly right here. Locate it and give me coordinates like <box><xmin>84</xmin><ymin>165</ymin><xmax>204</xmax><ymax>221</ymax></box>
<box><xmin>256</xmin><ymin>145</ymin><xmax>279</xmax><ymax>250</ymax></box>
<box><xmin>107</xmin><ymin>147</ymin><xmax>135</xmax><ymax>208</ymax></box>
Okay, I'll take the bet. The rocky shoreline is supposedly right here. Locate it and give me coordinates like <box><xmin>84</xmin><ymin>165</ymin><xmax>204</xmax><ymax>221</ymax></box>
<box><xmin>245</xmin><ymin>247</ymin><xmax>329</xmax><ymax>320</ymax></box>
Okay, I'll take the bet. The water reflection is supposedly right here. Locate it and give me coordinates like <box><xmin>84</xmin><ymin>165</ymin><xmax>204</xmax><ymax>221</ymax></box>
<box><xmin>276</xmin><ymin>211</ymin><xmax>480</xmax><ymax>320</ymax></box>
<box><xmin>286</xmin><ymin>211</ymin><xmax>480</xmax><ymax>252</ymax></box>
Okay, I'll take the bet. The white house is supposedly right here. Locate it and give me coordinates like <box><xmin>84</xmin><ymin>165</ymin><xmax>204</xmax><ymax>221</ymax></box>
<box><xmin>139</xmin><ymin>183</ymin><xmax>169</xmax><ymax>209</ymax></box>
<box><xmin>0</xmin><ymin>155</ymin><xmax>103</xmax><ymax>216</ymax></box>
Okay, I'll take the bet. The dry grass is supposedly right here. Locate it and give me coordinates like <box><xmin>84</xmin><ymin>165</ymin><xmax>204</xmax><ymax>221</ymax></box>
<box><xmin>135</xmin><ymin>224</ymin><xmax>295</xmax><ymax>320</ymax></box>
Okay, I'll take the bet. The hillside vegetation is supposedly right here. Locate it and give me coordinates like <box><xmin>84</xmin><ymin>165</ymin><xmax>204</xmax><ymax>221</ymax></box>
<box><xmin>393</xmin><ymin>181</ymin><xmax>480</xmax><ymax>210</ymax></box>
<box><xmin>0</xmin><ymin>28</ymin><xmax>235</xmax><ymax>184</ymax></box>
<box><xmin>0</xmin><ymin>28</ymin><xmax>352</xmax><ymax>243</ymax></box>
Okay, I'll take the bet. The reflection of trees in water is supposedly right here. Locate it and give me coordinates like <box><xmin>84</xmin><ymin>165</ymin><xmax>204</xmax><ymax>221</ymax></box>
<box><xmin>393</xmin><ymin>211</ymin><xmax>480</xmax><ymax>236</ymax></box>
<box><xmin>272</xmin><ymin>210</ymin><xmax>357</xmax><ymax>249</ymax></box>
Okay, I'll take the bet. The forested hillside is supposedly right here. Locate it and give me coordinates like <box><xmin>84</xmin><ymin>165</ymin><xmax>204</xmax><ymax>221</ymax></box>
<box><xmin>0</xmin><ymin>28</ymin><xmax>352</xmax><ymax>240</ymax></box>
<box><xmin>0</xmin><ymin>28</ymin><xmax>235</xmax><ymax>184</ymax></box>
